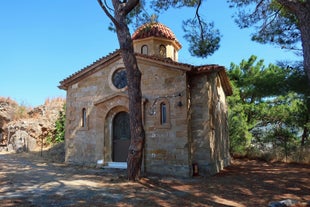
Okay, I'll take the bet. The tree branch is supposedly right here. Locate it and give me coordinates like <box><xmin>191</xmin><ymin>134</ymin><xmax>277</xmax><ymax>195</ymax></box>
<box><xmin>120</xmin><ymin>0</ymin><xmax>140</xmax><ymax>16</ymax></box>
<box><xmin>104</xmin><ymin>0</ymin><xmax>114</xmax><ymax>12</ymax></box>
<box><xmin>97</xmin><ymin>0</ymin><xmax>121</xmax><ymax>29</ymax></box>
<box><xmin>260</xmin><ymin>6</ymin><xmax>282</xmax><ymax>34</ymax></box>
<box><xmin>195</xmin><ymin>0</ymin><xmax>204</xmax><ymax>41</ymax></box>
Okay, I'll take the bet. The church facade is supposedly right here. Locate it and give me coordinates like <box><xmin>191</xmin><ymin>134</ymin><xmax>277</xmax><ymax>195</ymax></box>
<box><xmin>59</xmin><ymin>23</ymin><xmax>232</xmax><ymax>177</ymax></box>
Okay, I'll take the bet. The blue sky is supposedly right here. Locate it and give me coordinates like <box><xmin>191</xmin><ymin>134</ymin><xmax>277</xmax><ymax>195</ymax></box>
<box><xmin>0</xmin><ymin>0</ymin><xmax>301</xmax><ymax>106</ymax></box>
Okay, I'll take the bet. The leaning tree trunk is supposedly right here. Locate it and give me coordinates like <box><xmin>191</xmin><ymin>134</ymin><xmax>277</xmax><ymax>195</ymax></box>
<box><xmin>278</xmin><ymin>0</ymin><xmax>310</xmax><ymax>87</ymax></box>
<box><xmin>97</xmin><ymin>0</ymin><xmax>145</xmax><ymax>181</ymax></box>
<box><xmin>116</xmin><ymin>24</ymin><xmax>146</xmax><ymax>180</ymax></box>
<box><xmin>297</xmin><ymin>3</ymin><xmax>310</xmax><ymax>88</ymax></box>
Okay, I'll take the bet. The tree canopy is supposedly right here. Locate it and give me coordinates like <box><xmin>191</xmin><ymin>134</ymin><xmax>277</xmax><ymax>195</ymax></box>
<box><xmin>228</xmin><ymin>0</ymin><xmax>310</xmax><ymax>86</ymax></box>
<box><xmin>228</xmin><ymin>55</ymin><xmax>310</xmax><ymax>161</ymax></box>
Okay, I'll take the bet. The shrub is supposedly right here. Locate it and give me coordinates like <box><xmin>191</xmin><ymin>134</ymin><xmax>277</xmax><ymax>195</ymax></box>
<box><xmin>48</xmin><ymin>104</ymin><xmax>66</xmax><ymax>144</ymax></box>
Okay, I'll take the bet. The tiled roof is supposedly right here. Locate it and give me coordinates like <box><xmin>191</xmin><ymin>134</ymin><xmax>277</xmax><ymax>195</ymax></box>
<box><xmin>132</xmin><ymin>23</ymin><xmax>181</xmax><ymax>46</ymax></box>
<box><xmin>58</xmin><ymin>50</ymin><xmax>232</xmax><ymax>96</ymax></box>
<box><xmin>192</xmin><ymin>65</ymin><xmax>233</xmax><ymax>96</ymax></box>
<box><xmin>135</xmin><ymin>53</ymin><xmax>192</xmax><ymax>71</ymax></box>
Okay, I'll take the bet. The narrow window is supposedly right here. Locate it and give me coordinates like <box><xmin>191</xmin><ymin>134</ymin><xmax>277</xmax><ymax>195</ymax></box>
<box><xmin>159</xmin><ymin>45</ymin><xmax>166</xmax><ymax>57</ymax></box>
<box><xmin>82</xmin><ymin>108</ymin><xmax>87</xmax><ymax>127</ymax></box>
<box><xmin>160</xmin><ymin>103</ymin><xmax>167</xmax><ymax>124</ymax></box>
<box><xmin>141</xmin><ymin>45</ymin><xmax>148</xmax><ymax>55</ymax></box>
<box><xmin>156</xmin><ymin>99</ymin><xmax>170</xmax><ymax>128</ymax></box>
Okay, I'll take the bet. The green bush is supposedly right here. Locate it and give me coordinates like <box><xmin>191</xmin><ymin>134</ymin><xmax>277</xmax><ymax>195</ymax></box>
<box><xmin>49</xmin><ymin>104</ymin><xmax>66</xmax><ymax>144</ymax></box>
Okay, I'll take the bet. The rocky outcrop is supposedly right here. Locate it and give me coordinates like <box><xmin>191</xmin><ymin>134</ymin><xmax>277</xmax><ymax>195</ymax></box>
<box><xmin>0</xmin><ymin>97</ymin><xmax>65</xmax><ymax>153</ymax></box>
<box><xmin>0</xmin><ymin>98</ymin><xmax>17</xmax><ymax>126</ymax></box>
<box><xmin>0</xmin><ymin>98</ymin><xmax>18</xmax><ymax>146</ymax></box>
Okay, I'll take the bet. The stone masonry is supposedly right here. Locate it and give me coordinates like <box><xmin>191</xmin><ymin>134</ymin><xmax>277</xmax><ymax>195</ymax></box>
<box><xmin>59</xmin><ymin>22</ymin><xmax>232</xmax><ymax>177</ymax></box>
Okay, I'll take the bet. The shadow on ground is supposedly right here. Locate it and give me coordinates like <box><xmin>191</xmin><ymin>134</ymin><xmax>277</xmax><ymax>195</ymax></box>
<box><xmin>0</xmin><ymin>150</ymin><xmax>309</xmax><ymax>207</ymax></box>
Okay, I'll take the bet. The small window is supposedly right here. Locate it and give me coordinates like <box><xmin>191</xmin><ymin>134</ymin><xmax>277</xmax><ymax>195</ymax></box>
<box><xmin>159</xmin><ymin>45</ymin><xmax>166</xmax><ymax>57</ymax></box>
<box><xmin>82</xmin><ymin>108</ymin><xmax>87</xmax><ymax>128</ymax></box>
<box><xmin>156</xmin><ymin>99</ymin><xmax>170</xmax><ymax>128</ymax></box>
<box><xmin>160</xmin><ymin>103</ymin><xmax>167</xmax><ymax>124</ymax></box>
<box><xmin>141</xmin><ymin>45</ymin><xmax>148</xmax><ymax>55</ymax></box>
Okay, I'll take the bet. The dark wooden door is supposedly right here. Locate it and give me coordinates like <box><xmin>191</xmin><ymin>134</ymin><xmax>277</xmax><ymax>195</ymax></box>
<box><xmin>112</xmin><ymin>111</ymin><xmax>130</xmax><ymax>162</ymax></box>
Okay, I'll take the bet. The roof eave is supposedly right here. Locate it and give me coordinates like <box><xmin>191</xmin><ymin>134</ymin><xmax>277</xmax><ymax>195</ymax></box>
<box><xmin>190</xmin><ymin>65</ymin><xmax>233</xmax><ymax>96</ymax></box>
<box><xmin>58</xmin><ymin>50</ymin><xmax>121</xmax><ymax>90</ymax></box>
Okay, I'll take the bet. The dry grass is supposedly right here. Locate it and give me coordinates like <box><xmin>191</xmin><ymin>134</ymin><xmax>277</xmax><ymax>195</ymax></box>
<box><xmin>0</xmin><ymin>97</ymin><xmax>18</xmax><ymax>107</ymax></box>
<box><xmin>0</xmin><ymin>96</ymin><xmax>31</xmax><ymax>120</ymax></box>
<box><xmin>1</xmin><ymin>96</ymin><xmax>65</xmax><ymax>121</ymax></box>
<box><xmin>44</xmin><ymin>97</ymin><xmax>65</xmax><ymax>106</ymax></box>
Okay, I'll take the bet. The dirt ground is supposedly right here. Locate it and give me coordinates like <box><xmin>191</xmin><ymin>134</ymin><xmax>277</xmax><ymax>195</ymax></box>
<box><xmin>0</xmin><ymin>152</ymin><xmax>309</xmax><ymax>207</ymax></box>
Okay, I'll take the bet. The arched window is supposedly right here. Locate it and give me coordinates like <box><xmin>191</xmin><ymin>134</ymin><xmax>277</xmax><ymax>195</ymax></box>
<box><xmin>82</xmin><ymin>108</ymin><xmax>87</xmax><ymax>128</ymax></box>
<box><xmin>159</xmin><ymin>44</ymin><xmax>166</xmax><ymax>57</ymax></box>
<box><xmin>156</xmin><ymin>99</ymin><xmax>170</xmax><ymax>128</ymax></box>
<box><xmin>141</xmin><ymin>45</ymin><xmax>148</xmax><ymax>55</ymax></box>
<box><xmin>160</xmin><ymin>103</ymin><xmax>167</xmax><ymax>124</ymax></box>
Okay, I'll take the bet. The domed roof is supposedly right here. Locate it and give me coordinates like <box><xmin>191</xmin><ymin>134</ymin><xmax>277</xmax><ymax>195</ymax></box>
<box><xmin>132</xmin><ymin>22</ymin><xmax>181</xmax><ymax>46</ymax></box>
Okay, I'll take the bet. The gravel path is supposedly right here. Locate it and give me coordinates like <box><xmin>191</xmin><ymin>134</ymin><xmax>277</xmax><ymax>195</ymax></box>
<box><xmin>0</xmin><ymin>153</ymin><xmax>129</xmax><ymax>206</ymax></box>
<box><xmin>1</xmin><ymin>152</ymin><xmax>309</xmax><ymax>207</ymax></box>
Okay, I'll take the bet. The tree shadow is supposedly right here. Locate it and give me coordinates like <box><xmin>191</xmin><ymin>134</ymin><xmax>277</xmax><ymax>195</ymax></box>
<box><xmin>0</xmin><ymin>153</ymin><xmax>309</xmax><ymax>207</ymax></box>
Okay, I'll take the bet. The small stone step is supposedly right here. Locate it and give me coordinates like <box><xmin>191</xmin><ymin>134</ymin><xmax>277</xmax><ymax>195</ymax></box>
<box><xmin>105</xmin><ymin>162</ymin><xmax>127</xmax><ymax>169</ymax></box>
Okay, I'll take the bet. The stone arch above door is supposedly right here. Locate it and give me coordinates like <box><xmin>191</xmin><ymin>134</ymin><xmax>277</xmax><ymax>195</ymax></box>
<box><xmin>94</xmin><ymin>93</ymin><xmax>129</xmax><ymax>163</ymax></box>
<box><xmin>103</xmin><ymin>106</ymin><xmax>129</xmax><ymax>163</ymax></box>
<box><xmin>94</xmin><ymin>93</ymin><xmax>147</xmax><ymax>164</ymax></box>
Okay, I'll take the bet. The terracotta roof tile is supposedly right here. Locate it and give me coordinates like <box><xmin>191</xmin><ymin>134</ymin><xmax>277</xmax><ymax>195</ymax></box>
<box><xmin>132</xmin><ymin>23</ymin><xmax>181</xmax><ymax>46</ymax></box>
<box><xmin>135</xmin><ymin>53</ymin><xmax>192</xmax><ymax>70</ymax></box>
<box><xmin>192</xmin><ymin>65</ymin><xmax>225</xmax><ymax>73</ymax></box>
<box><xmin>191</xmin><ymin>65</ymin><xmax>233</xmax><ymax>96</ymax></box>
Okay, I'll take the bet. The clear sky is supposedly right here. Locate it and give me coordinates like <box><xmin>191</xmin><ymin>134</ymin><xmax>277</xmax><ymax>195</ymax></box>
<box><xmin>0</xmin><ymin>0</ymin><xmax>301</xmax><ymax>106</ymax></box>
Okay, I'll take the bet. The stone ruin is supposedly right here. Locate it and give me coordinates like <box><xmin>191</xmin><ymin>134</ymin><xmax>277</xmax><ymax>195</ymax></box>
<box><xmin>0</xmin><ymin>97</ymin><xmax>64</xmax><ymax>153</ymax></box>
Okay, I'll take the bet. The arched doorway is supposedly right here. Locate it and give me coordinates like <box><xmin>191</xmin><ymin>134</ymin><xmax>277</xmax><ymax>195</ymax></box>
<box><xmin>112</xmin><ymin>111</ymin><xmax>130</xmax><ymax>162</ymax></box>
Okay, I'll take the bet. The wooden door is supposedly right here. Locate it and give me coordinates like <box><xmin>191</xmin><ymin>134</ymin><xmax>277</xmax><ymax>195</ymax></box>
<box><xmin>112</xmin><ymin>111</ymin><xmax>130</xmax><ymax>162</ymax></box>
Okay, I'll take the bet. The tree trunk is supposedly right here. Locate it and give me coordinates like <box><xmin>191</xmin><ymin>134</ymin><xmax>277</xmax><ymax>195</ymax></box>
<box><xmin>113</xmin><ymin>1</ymin><xmax>145</xmax><ymax>181</ymax></box>
<box><xmin>97</xmin><ymin>0</ymin><xmax>145</xmax><ymax>181</ymax></box>
<box><xmin>118</xmin><ymin>33</ymin><xmax>145</xmax><ymax>180</ymax></box>
<box><xmin>301</xmin><ymin>127</ymin><xmax>308</xmax><ymax>146</ymax></box>
<box><xmin>278</xmin><ymin>0</ymin><xmax>310</xmax><ymax>87</ymax></box>
<box><xmin>296</xmin><ymin>2</ymin><xmax>310</xmax><ymax>87</ymax></box>
<box><xmin>122</xmin><ymin>46</ymin><xmax>145</xmax><ymax>180</ymax></box>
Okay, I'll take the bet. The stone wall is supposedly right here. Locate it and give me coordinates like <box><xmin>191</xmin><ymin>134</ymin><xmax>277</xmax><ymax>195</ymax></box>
<box><xmin>141</xmin><ymin>61</ymin><xmax>189</xmax><ymax>177</ymax></box>
<box><xmin>65</xmin><ymin>60</ymin><xmax>125</xmax><ymax>165</ymax></box>
<box><xmin>64</xmin><ymin>58</ymin><xmax>191</xmax><ymax>176</ymax></box>
<box><xmin>133</xmin><ymin>37</ymin><xmax>180</xmax><ymax>61</ymax></box>
<box><xmin>64</xmin><ymin>57</ymin><xmax>230</xmax><ymax>177</ymax></box>
<box><xmin>189</xmin><ymin>72</ymin><xmax>231</xmax><ymax>176</ymax></box>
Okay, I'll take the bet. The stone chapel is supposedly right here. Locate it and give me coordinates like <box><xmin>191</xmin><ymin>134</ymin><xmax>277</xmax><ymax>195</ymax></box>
<box><xmin>59</xmin><ymin>22</ymin><xmax>233</xmax><ymax>177</ymax></box>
